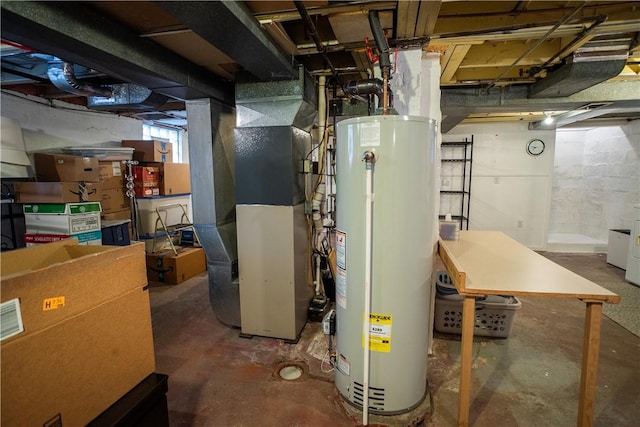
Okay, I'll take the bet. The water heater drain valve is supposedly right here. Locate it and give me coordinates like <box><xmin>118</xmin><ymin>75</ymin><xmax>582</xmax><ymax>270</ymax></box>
<box><xmin>362</xmin><ymin>150</ymin><xmax>376</xmax><ymax>169</ymax></box>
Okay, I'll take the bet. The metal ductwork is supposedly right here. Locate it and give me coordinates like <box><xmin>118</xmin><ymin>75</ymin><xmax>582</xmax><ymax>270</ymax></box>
<box><xmin>186</xmin><ymin>98</ymin><xmax>239</xmax><ymax>327</ymax></box>
<box><xmin>47</xmin><ymin>62</ymin><xmax>112</xmax><ymax>97</ymax></box>
<box><xmin>88</xmin><ymin>83</ymin><xmax>169</xmax><ymax>110</ymax></box>
<box><xmin>343</xmin><ymin>78</ymin><xmax>394</xmax><ymax>113</ymax></box>
<box><xmin>234</xmin><ymin>66</ymin><xmax>317</xmax><ymax>340</ymax></box>
<box><xmin>529</xmin><ymin>35</ymin><xmax>631</xmax><ymax>98</ymax></box>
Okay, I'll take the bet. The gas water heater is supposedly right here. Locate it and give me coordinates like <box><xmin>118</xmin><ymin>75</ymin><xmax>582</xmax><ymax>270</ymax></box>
<box><xmin>335</xmin><ymin>115</ymin><xmax>437</xmax><ymax>414</ymax></box>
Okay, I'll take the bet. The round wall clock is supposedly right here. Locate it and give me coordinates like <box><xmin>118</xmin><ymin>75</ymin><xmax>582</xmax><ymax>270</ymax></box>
<box><xmin>526</xmin><ymin>139</ymin><xmax>545</xmax><ymax>156</ymax></box>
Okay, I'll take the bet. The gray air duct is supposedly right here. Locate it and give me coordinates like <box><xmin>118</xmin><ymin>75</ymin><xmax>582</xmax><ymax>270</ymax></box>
<box><xmin>343</xmin><ymin>79</ymin><xmax>394</xmax><ymax>112</ymax></box>
<box><xmin>233</xmin><ymin>66</ymin><xmax>317</xmax><ymax>340</ymax></box>
<box><xmin>529</xmin><ymin>36</ymin><xmax>631</xmax><ymax>98</ymax></box>
<box><xmin>47</xmin><ymin>62</ymin><xmax>112</xmax><ymax>97</ymax></box>
<box><xmin>87</xmin><ymin>83</ymin><xmax>169</xmax><ymax>110</ymax></box>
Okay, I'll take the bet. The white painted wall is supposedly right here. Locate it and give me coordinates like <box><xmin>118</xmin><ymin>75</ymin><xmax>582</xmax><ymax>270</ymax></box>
<box><xmin>1</xmin><ymin>90</ymin><xmax>142</xmax><ymax>154</ymax></box>
<box><xmin>550</xmin><ymin>120</ymin><xmax>640</xmax><ymax>241</ymax></box>
<box><xmin>444</xmin><ymin>122</ymin><xmax>556</xmax><ymax>249</ymax></box>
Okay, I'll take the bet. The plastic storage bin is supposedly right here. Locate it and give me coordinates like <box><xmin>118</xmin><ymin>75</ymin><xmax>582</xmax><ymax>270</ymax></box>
<box><xmin>101</xmin><ymin>220</ymin><xmax>131</xmax><ymax>246</ymax></box>
<box><xmin>434</xmin><ymin>269</ymin><xmax>521</xmax><ymax>338</ymax></box>
<box><xmin>434</xmin><ymin>295</ymin><xmax>521</xmax><ymax>338</ymax></box>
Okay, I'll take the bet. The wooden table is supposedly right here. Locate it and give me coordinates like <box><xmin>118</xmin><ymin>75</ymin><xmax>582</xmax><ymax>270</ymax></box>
<box><xmin>438</xmin><ymin>231</ymin><xmax>620</xmax><ymax>427</ymax></box>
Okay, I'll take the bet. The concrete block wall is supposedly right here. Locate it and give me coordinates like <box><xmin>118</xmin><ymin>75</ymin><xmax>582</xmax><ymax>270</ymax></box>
<box><xmin>551</xmin><ymin>120</ymin><xmax>640</xmax><ymax>241</ymax></box>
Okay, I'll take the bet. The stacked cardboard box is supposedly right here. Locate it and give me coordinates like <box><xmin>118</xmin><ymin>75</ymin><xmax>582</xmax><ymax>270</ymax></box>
<box><xmin>99</xmin><ymin>160</ymin><xmax>131</xmax><ymax>220</ymax></box>
<box><xmin>144</xmin><ymin>162</ymin><xmax>191</xmax><ymax>196</ymax></box>
<box><xmin>122</xmin><ymin>139</ymin><xmax>173</xmax><ymax>163</ymax></box>
<box><xmin>15</xmin><ymin>153</ymin><xmax>101</xmax><ymax>204</ymax></box>
<box><xmin>120</xmin><ymin>140</ymin><xmax>204</xmax><ymax>281</ymax></box>
<box><xmin>0</xmin><ymin>240</ymin><xmax>155</xmax><ymax>426</ymax></box>
<box><xmin>132</xmin><ymin>166</ymin><xmax>160</xmax><ymax>197</ymax></box>
<box><xmin>14</xmin><ymin>153</ymin><xmax>104</xmax><ymax>245</ymax></box>
<box><xmin>146</xmin><ymin>246</ymin><xmax>206</xmax><ymax>284</ymax></box>
<box><xmin>23</xmin><ymin>202</ymin><xmax>102</xmax><ymax>246</ymax></box>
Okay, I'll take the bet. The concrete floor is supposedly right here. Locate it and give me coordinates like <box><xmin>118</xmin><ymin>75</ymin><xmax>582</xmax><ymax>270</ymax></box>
<box><xmin>149</xmin><ymin>253</ymin><xmax>640</xmax><ymax>427</ymax></box>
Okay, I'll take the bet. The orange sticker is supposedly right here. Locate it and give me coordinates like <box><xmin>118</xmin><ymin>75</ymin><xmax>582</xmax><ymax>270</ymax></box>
<box><xmin>42</xmin><ymin>297</ymin><xmax>65</xmax><ymax>311</ymax></box>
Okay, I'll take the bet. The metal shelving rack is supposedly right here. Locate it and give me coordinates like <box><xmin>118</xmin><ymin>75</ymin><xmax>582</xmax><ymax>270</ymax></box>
<box><xmin>440</xmin><ymin>136</ymin><xmax>473</xmax><ymax>230</ymax></box>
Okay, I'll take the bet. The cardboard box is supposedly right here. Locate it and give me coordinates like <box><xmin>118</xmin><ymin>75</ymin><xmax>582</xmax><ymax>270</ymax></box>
<box><xmin>15</xmin><ymin>181</ymin><xmax>101</xmax><ymax>203</ymax></box>
<box><xmin>144</xmin><ymin>162</ymin><xmax>191</xmax><ymax>195</ymax></box>
<box><xmin>135</xmin><ymin>185</ymin><xmax>160</xmax><ymax>198</ymax></box>
<box><xmin>24</xmin><ymin>202</ymin><xmax>102</xmax><ymax>236</ymax></box>
<box><xmin>24</xmin><ymin>230</ymin><xmax>103</xmax><ymax>246</ymax></box>
<box><xmin>100</xmin><ymin>187</ymin><xmax>130</xmax><ymax>213</ymax></box>
<box><xmin>101</xmin><ymin>208</ymin><xmax>131</xmax><ymax>221</ymax></box>
<box><xmin>132</xmin><ymin>166</ymin><xmax>160</xmax><ymax>185</ymax></box>
<box><xmin>146</xmin><ymin>247</ymin><xmax>206</xmax><ymax>284</ymax></box>
<box><xmin>99</xmin><ymin>161</ymin><xmax>125</xmax><ymax>190</ymax></box>
<box><xmin>34</xmin><ymin>153</ymin><xmax>100</xmax><ymax>182</ymax></box>
<box><xmin>0</xmin><ymin>240</ymin><xmax>155</xmax><ymax>427</ymax></box>
<box><xmin>122</xmin><ymin>140</ymin><xmax>173</xmax><ymax>163</ymax></box>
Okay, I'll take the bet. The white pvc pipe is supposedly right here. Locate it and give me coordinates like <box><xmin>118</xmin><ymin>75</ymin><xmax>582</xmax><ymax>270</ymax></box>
<box><xmin>363</xmin><ymin>163</ymin><xmax>373</xmax><ymax>426</ymax></box>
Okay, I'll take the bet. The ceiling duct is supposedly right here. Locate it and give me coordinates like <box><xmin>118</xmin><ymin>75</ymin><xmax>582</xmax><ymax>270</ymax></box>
<box><xmin>47</xmin><ymin>61</ymin><xmax>112</xmax><ymax>97</ymax></box>
<box><xmin>529</xmin><ymin>35</ymin><xmax>631</xmax><ymax>98</ymax></box>
<box><xmin>87</xmin><ymin>83</ymin><xmax>169</xmax><ymax>111</ymax></box>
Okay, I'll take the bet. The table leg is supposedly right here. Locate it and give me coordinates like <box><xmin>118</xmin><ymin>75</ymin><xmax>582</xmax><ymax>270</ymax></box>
<box><xmin>458</xmin><ymin>296</ymin><xmax>475</xmax><ymax>427</ymax></box>
<box><xmin>577</xmin><ymin>302</ymin><xmax>603</xmax><ymax>427</ymax></box>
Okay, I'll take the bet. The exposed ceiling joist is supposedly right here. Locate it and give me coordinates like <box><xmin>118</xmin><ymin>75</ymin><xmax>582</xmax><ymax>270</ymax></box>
<box><xmin>396</xmin><ymin>1</ymin><xmax>420</xmax><ymax>39</ymax></box>
<box><xmin>0</xmin><ymin>1</ymin><xmax>234</xmax><ymax>104</ymax></box>
<box><xmin>415</xmin><ymin>1</ymin><xmax>442</xmax><ymax>37</ymax></box>
<box><xmin>441</xmin><ymin>44</ymin><xmax>472</xmax><ymax>83</ymax></box>
<box><xmin>155</xmin><ymin>1</ymin><xmax>298</xmax><ymax>81</ymax></box>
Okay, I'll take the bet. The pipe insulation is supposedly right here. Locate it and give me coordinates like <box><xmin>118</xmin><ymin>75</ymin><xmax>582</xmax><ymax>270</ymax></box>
<box><xmin>368</xmin><ymin>11</ymin><xmax>391</xmax><ymax>77</ymax></box>
<box><xmin>294</xmin><ymin>0</ymin><xmax>336</xmax><ymax>76</ymax></box>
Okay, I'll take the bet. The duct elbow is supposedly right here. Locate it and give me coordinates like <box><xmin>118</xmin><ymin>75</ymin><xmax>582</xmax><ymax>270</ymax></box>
<box><xmin>48</xmin><ymin>62</ymin><xmax>113</xmax><ymax>98</ymax></box>
<box><xmin>343</xmin><ymin>79</ymin><xmax>394</xmax><ymax>111</ymax></box>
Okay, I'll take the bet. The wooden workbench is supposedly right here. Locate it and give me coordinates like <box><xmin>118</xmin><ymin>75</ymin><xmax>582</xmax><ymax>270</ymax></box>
<box><xmin>438</xmin><ymin>231</ymin><xmax>620</xmax><ymax>427</ymax></box>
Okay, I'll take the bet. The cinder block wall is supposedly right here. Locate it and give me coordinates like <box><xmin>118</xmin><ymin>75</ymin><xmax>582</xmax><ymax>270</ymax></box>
<box><xmin>551</xmin><ymin>120</ymin><xmax>640</xmax><ymax>241</ymax></box>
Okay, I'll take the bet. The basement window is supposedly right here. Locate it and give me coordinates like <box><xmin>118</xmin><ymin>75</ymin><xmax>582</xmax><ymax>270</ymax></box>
<box><xmin>142</xmin><ymin>123</ymin><xmax>184</xmax><ymax>162</ymax></box>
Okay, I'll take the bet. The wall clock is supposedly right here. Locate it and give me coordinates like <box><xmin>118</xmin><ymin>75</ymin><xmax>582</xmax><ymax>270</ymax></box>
<box><xmin>526</xmin><ymin>139</ymin><xmax>545</xmax><ymax>156</ymax></box>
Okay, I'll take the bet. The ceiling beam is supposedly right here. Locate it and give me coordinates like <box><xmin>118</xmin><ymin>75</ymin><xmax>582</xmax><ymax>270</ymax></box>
<box><xmin>415</xmin><ymin>1</ymin><xmax>442</xmax><ymax>37</ymax></box>
<box><xmin>254</xmin><ymin>1</ymin><xmax>396</xmax><ymax>24</ymax></box>
<box><xmin>396</xmin><ymin>1</ymin><xmax>420</xmax><ymax>39</ymax></box>
<box><xmin>156</xmin><ymin>1</ymin><xmax>297</xmax><ymax>81</ymax></box>
<box><xmin>0</xmin><ymin>1</ymin><xmax>234</xmax><ymax>104</ymax></box>
<box><xmin>441</xmin><ymin>44</ymin><xmax>472</xmax><ymax>83</ymax></box>
<box><xmin>441</xmin><ymin>80</ymin><xmax>640</xmax><ymax>132</ymax></box>
<box><xmin>434</xmin><ymin>3</ymin><xmax>640</xmax><ymax>35</ymax></box>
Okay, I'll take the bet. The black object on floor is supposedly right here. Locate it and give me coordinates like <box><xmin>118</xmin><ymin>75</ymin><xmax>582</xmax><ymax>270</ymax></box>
<box><xmin>87</xmin><ymin>373</ymin><xmax>169</xmax><ymax>427</ymax></box>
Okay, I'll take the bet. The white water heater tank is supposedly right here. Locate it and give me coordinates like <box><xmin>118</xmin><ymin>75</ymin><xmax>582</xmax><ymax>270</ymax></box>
<box><xmin>334</xmin><ymin>115</ymin><xmax>437</xmax><ymax>414</ymax></box>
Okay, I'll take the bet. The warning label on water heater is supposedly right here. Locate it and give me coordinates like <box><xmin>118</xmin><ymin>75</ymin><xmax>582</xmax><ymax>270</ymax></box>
<box><xmin>335</xmin><ymin>230</ymin><xmax>348</xmax><ymax>310</ymax></box>
<box><xmin>336</xmin><ymin>230</ymin><xmax>346</xmax><ymax>270</ymax></box>
<box><xmin>336</xmin><ymin>269</ymin><xmax>347</xmax><ymax>310</ymax></box>
<box><xmin>359</xmin><ymin>122</ymin><xmax>381</xmax><ymax>147</ymax></box>
<box><xmin>363</xmin><ymin>312</ymin><xmax>392</xmax><ymax>353</ymax></box>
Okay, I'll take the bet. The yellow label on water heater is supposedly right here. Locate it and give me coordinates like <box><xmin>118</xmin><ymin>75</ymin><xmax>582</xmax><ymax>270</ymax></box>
<box><xmin>362</xmin><ymin>312</ymin><xmax>392</xmax><ymax>352</ymax></box>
